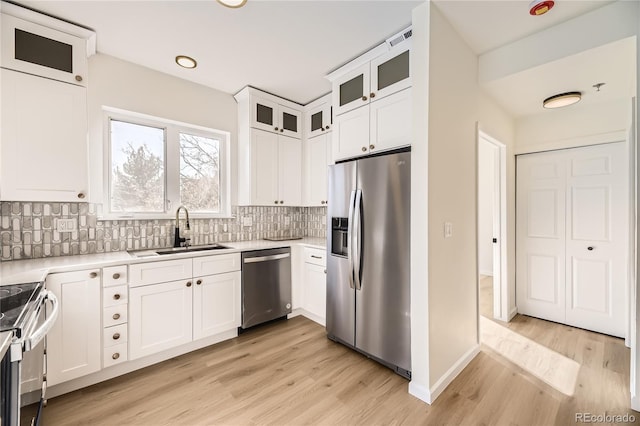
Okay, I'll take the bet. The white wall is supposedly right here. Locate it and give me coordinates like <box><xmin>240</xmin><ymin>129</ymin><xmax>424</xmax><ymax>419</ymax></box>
<box><xmin>86</xmin><ymin>53</ymin><xmax>238</xmax><ymax>206</ymax></box>
<box><xmin>478</xmin><ymin>139</ymin><xmax>495</xmax><ymax>276</ymax></box>
<box><xmin>426</xmin><ymin>2</ymin><xmax>479</xmax><ymax>394</ymax></box>
<box><xmin>516</xmin><ymin>98</ymin><xmax>631</xmax><ymax>154</ymax></box>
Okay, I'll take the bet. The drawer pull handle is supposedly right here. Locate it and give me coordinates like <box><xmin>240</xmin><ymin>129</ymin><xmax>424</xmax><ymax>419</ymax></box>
<box><xmin>196</xmin><ymin>279</ymin><xmax>202</xmax><ymax>285</ymax></box>
<box><xmin>112</xmin><ymin>353</ymin><xmax>120</xmax><ymax>360</ymax></box>
<box><xmin>90</xmin><ymin>272</ymin><xmax>98</xmax><ymax>279</ymax></box>
<box><xmin>113</xmin><ymin>294</ymin><xmax>121</xmax><ymax>300</ymax></box>
<box><xmin>113</xmin><ymin>333</ymin><xmax>120</xmax><ymax>340</ymax></box>
<box><xmin>112</xmin><ymin>313</ymin><xmax>121</xmax><ymax>320</ymax></box>
<box><xmin>311</xmin><ymin>255</ymin><xmax>323</xmax><ymax>259</ymax></box>
<box><xmin>113</xmin><ymin>273</ymin><xmax>121</xmax><ymax>280</ymax></box>
<box><xmin>186</xmin><ymin>281</ymin><xmax>192</xmax><ymax>287</ymax></box>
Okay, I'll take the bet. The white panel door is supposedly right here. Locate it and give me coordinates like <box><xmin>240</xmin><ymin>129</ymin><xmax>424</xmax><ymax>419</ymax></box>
<box><xmin>250</xmin><ymin>129</ymin><xmax>279</xmax><ymax>205</ymax></box>
<box><xmin>46</xmin><ymin>269</ymin><xmax>101</xmax><ymax>386</ymax></box>
<box><xmin>129</xmin><ymin>280</ymin><xmax>193</xmax><ymax>360</ymax></box>
<box><xmin>370</xmin><ymin>88</ymin><xmax>412</xmax><ymax>154</ymax></box>
<box><xmin>516</xmin><ymin>152</ymin><xmax>566</xmax><ymax>323</ymax></box>
<box><xmin>193</xmin><ymin>271</ymin><xmax>241</xmax><ymax>340</ymax></box>
<box><xmin>278</xmin><ymin>135</ymin><xmax>302</xmax><ymax>205</ymax></box>
<box><xmin>332</xmin><ymin>105</ymin><xmax>369</xmax><ymax>162</ymax></box>
<box><xmin>565</xmin><ymin>143</ymin><xmax>627</xmax><ymax>337</ymax></box>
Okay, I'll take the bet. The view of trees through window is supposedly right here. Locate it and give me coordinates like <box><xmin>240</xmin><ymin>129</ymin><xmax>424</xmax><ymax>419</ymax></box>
<box><xmin>109</xmin><ymin>119</ymin><xmax>222</xmax><ymax>214</ymax></box>
<box><xmin>179</xmin><ymin>133</ymin><xmax>220</xmax><ymax>212</ymax></box>
<box><xmin>110</xmin><ymin>120</ymin><xmax>165</xmax><ymax>213</ymax></box>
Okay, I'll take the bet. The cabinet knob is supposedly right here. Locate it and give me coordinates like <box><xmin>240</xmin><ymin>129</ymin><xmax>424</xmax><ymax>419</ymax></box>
<box><xmin>362</xmin><ymin>96</ymin><xmax>368</xmax><ymax>101</ymax></box>
<box><xmin>274</xmin><ymin>201</ymin><xmax>279</xmax><ymax>205</ymax></box>
<box><xmin>113</xmin><ymin>273</ymin><xmax>121</xmax><ymax>280</ymax></box>
<box><xmin>587</xmin><ymin>246</ymin><xmax>594</xmax><ymax>251</ymax></box>
<box><xmin>89</xmin><ymin>272</ymin><xmax>98</xmax><ymax>279</ymax></box>
<box><xmin>274</xmin><ymin>127</ymin><xmax>279</xmax><ymax>131</ymax></box>
<box><xmin>112</xmin><ymin>353</ymin><xmax>120</xmax><ymax>360</ymax></box>
<box><xmin>362</xmin><ymin>147</ymin><xmax>367</xmax><ymax>152</ymax></box>
<box><xmin>280</xmin><ymin>129</ymin><xmax>284</xmax><ymax>133</ymax></box>
<box><xmin>75</xmin><ymin>75</ymin><xmax>83</xmax><ymax>82</ymax></box>
<box><xmin>324</xmin><ymin>269</ymin><xmax>327</xmax><ymax>274</ymax></box>
<box><xmin>112</xmin><ymin>333</ymin><xmax>120</xmax><ymax>340</ymax></box>
<box><xmin>369</xmin><ymin>144</ymin><xmax>375</xmax><ymax>150</ymax></box>
<box><xmin>280</xmin><ymin>201</ymin><xmax>284</xmax><ymax>204</ymax></box>
<box><xmin>112</xmin><ymin>313</ymin><xmax>121</xmax><ymax>320</ymax></box>
<box><xmin>77</xmin><ymin>192</ymin><xmax>86</xmax><ymax>199</ymax></box>
<box><xmin>186</xmin><ymin>281</ymin><xmax>192</xmax><ymax>287</ymax></box>
<box><xmin>113</xmin><ymin>294</ymin><xmax>121</xmax><ymax>300</ymax></box>
<box><xmin>370</xmin><ymin>92</ymin><xmax>376</xmax><ymax>99</ymax></box>
<box><xmin>325</xmin><ymin>125</ymin><xmax>330</xmax><ymax>130</ymax></box>
<box><xmin>196</xmin><ymin>279</ymin><xmax>202</xmax><ymax>285</ymax></box>
<box><xmin>321</xmin><ymin>127</ymin><xmax>325</xmax><ymax>132</ymax></box>
<box><xmin>321</xmin><ymin>201</ymin><xmax>325</xmax><ymax>205</ymax></box>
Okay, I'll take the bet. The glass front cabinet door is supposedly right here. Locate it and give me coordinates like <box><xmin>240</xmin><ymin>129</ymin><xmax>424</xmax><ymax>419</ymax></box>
<box><xmin>333</xmin><ymin>63</ymin><xmax>370</xmax><ymax>116</ymax></box>
<box><xmin>370</xmin><ymin>46</ymin><xmax>411</xmax><ymax>101</ymax></box>
<box><xmin>306</xmin><ymin>102</ymin><xmax>332</xmax><ymax>139</ymax></box>
<box><xmin>250</xmin><ymin>96</ymin><xmax>302</xmax><ymax>139</ymax></box>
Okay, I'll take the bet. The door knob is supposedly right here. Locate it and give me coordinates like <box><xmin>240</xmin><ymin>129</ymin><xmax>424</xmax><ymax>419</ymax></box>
<box><xmin>113</xmin><ymin>333</ymin><xmax>120</xmax><ymax>340</ymax></box>
<box><xmin>325</xmin><ymin>125</ymin><xmax>330</xmax><ymax>130</ymax></box>
<box><xmin>274</xmin><ymin>127</ymin><xmax>279</xmax><ymax>131</ymax></box>
<box><xmin>587</xmin><ymin>246</ymin><xmax>594</xmax><ymax>251</ymax></box>
<box><xmin>113</xmin><ymin>313</ymin><xmax>121</xmax><ymax>320</ymax></box>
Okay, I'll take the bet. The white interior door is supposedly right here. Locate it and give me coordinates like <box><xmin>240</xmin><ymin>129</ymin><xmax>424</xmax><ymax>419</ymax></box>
<box><xmin>516</xmin><ymin>151</ymin><xmax>567</xmax><ymax>323</ymax></box>
<box><xmin>565</xmin><ymin>143</ymin><xmax>627</xmax><ymax>337</ymax></box>
<box><xmin>516</xmin><ymin>142</ymin><xmax>628</xmax><ymax>337</ymax></box>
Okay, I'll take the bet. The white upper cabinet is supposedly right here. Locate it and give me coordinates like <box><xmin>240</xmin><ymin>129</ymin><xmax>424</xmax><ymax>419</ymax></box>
<box><xmin>332</xmin><ymin>43</ymin><xmax>411</xmax><ymax>117</ymax></box>
<box><xmin>305</xmin><ymin>94</ymin><xmax>333</xmax><ymax>139</ymax></box>
<box><xmin>1</xmin><ymin>8</ymin><xmax>95</xmax><ymax>87</ymax></box>
<box><xmin>1</xmin><ymin>68</ymin><xmax>89</xmax><ymax>202</ymax></box>
<box><xmin>304</xmin><ymin>133</ymin><xmax>330</xmax><ymax>207</ymax></box>
<box><xmin>250</xmin><ymin>94</ymin><xmax>302</xmax><ymax>139</ymax></box>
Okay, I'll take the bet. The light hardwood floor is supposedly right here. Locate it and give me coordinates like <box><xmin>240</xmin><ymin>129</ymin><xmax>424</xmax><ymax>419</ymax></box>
<box><xmin>30</xmin><ymin>287</ymin><xmax>637</xmax><ymax>425</ymax></box>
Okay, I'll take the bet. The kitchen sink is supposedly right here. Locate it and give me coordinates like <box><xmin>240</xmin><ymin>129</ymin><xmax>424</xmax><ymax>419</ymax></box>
<box><xmin>129</xmin><ymin>244</ymin><xmax>231</xmax><ymax>258</ymax></box>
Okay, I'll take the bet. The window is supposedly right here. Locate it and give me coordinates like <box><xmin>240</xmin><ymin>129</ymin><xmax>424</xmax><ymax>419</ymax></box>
<box><xmin>104</xmin><ymin>108</ymin><xmax>230</xmax><ymax>218</ymax></box>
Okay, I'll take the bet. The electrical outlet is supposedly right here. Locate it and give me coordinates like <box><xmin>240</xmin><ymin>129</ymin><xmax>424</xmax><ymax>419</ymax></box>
<box><xmin>242</xmin><ymin>216</ymin><xmax>253</xmax><ymax>227</ymax></box>
<box><xmin>444</xmin><ymin>222</ymin><xmax>453</xmax><ymax>238</ymax></box>
<box><xmin>56</xmin><ymin>218</ymin><xmax>77</xmax><ymax>233</ymax></box>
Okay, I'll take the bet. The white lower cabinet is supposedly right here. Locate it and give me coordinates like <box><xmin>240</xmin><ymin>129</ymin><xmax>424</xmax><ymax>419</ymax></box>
<box><xmin>129</xmin><ymin>279</ymin><xmax>193</xmax><ymax>360</ymax></box>
<box><xmin>46</xmin><ymin>269</ymin><xmax>102</xmax><ymax>386</ymax></box>
<box><xmin>193</xmin><ymin>271</ymin><xmax>241</xmax><ymax>340</ymax></box>
<box><xmin>301</xmin><ymin>247</ymin><xmax>327</xmax><ymax>325</ymax></box>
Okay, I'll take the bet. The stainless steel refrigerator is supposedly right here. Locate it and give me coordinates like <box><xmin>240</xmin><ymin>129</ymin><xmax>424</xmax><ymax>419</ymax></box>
<box><xmin>326</xmin><ymin>148</ymin><xmax>411</xmax><ymax>379</ymax></box>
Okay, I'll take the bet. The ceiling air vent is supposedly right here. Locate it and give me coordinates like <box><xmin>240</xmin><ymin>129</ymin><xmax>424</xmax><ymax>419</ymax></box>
<box><xmin>386</xmin><ymin>27</ymin><xmax>412</xmax><ymax>48</ymax></box>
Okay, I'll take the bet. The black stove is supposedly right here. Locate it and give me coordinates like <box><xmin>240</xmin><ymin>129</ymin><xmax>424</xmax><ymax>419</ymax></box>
<box><xmin>0</xmin><ymin>282</ymin><xmax>44</xmax><ymax>338</ymax></box>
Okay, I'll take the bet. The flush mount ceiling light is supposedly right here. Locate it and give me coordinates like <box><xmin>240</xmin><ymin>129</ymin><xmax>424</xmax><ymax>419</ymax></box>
<box><xmin>216</xmin><ymin>0</ymin><xmax>247</xmax><ymax>8</ymax></box>
<box><xmin>175</xmin><ymin>55</ymin><xmax>197</xmax><ymax>69</ymax></box>
<box><xmin>543</xmin><ymin>92</ymin><xmax>582</xmax><ymax>109</ymax></box>
<box><xmin>529</xmin><ymin>0</ymin><xmax>555</xmax><ymax>15</ymax></box>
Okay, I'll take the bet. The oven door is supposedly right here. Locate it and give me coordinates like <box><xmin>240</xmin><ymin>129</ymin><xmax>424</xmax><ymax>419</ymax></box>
<box><xmin>1</xmin><ymin>290</ymin><xmax>59</xmax><ymax>426</ymax></box>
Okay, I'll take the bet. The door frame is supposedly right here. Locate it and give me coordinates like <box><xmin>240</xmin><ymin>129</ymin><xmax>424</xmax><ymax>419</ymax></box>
<box><xmin>477</xmin><ymin>130</ymin><xmax>509</xmax><ymax>321</ymax></box>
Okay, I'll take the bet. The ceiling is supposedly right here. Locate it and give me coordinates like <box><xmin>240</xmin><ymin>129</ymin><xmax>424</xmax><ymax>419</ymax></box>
<box><xmin>15</xmin><ymin>0</ymin><xmax>420</xmax><ymax>105</ymax></box>
<box><xmin>10</xmin><ymin>0</ymin><xmax>634</xmax><ymax>115</ymax></box>
<box><xmin>482</xmin><ymin>36</ymin><xmax>636</xmax><ymax>117</ymax></box>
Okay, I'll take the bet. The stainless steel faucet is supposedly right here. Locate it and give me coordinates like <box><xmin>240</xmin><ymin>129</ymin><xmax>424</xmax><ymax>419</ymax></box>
<box><xmin>173</xmin><ymin>206</ymin><xmax>190</xmax><ymax>248</ymax></box>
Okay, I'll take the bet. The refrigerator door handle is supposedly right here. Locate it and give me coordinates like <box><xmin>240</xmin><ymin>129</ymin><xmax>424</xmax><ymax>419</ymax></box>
<box><xmin>353</xmin><ymin>189</ymin><xmax>363</xmax><ymax>291</ymax></box>
<box><xmin>347</xmin><ymin>190</ymin><xmax>356</xmax><ymax>290</ymax></box>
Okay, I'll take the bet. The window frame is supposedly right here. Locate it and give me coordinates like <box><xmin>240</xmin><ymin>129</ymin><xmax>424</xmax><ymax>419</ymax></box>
<box><xmin>102</xmin><ymin>107</ymin><xmax>231</xmax><ymax>220</ymax></box>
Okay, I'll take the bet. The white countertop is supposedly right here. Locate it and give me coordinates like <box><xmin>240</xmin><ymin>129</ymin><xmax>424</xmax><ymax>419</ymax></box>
<box><xmin>0</xmin><ymin>237</ymin><xmax>327</xmax><ymax>286</ymax></box>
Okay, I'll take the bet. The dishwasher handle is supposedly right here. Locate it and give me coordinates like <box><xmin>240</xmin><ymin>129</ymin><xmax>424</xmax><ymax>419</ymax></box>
<box><xmin>243</xmin><ymin>253</ymin><xmax>290</xmax><ymax>264</ymax></box>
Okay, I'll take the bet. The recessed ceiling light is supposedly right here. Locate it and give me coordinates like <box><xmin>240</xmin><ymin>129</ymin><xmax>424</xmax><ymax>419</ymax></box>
<box><xmin>175</xmin><ymin>55</ymin><xmax>197</xmax><ymax>69</ymax></box>
<box><xmin>529</xmin><ymin>0</ymin><xmax>555</xmax><ymax>16</ymax></box>
<box><xmin>543</xmin><ymin>92</ymin><xmax>582</xmax><ymax>109</ymax></box>
<box><xmin>217</xmin><ymin>0</ymin><xmax>247</xmax><ymax>8</ymax></box>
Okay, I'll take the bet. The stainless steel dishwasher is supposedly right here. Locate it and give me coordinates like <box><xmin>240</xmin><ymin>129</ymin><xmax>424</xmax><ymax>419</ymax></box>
<box><xmin>241</xmin><ymin>247</ymin><xmax>292</xmax><ymax>329</ymax></box>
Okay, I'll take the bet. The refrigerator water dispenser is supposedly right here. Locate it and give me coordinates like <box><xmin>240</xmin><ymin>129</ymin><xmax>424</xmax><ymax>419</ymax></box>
<box><xmin>331</xmin><ymin>217</ymin><xmax>348</xmax><ymax>257</ymax></box>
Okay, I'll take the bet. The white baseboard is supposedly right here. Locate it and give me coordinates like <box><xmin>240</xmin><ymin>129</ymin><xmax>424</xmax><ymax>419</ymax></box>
<box><xmin>408</xmin><ymin>381</ymin><xmax>432</xmax><ymax>404</ymax></box>
<box><xmin>632</xmin><ymin>395</ymin><xmax>640</xmax><ymax>412</ymax></box>
<box><xmin>508</xmin><ymin>307</ymin><xmax>518</xmax><ymax>321</ymax></box>
<box><xmin>428</xmin><ymin>344</ymin><xmax>480</xmax><ymax>403</ymax></box>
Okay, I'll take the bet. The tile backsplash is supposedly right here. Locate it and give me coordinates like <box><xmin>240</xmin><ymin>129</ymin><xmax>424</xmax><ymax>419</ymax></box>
<box><xmin>0</xmin><ymin>202</ymin><xmax>326</xmax><ymax>261</ymax></box>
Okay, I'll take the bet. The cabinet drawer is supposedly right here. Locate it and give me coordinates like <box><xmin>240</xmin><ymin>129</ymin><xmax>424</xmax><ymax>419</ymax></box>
<box><xmin>129</xmin><ymin>259</ymin><xmax>192</xmax><ymax>287</ymax></box>
<box><xmin>103</xmin><ymin>343</ymin><xmax>128</xmax><ymax>368</ymax></box>
<box><xmin>192</xmin><ymin>253</ymin><xmax>241</xmax><ymax>276</ymax></box>
<box><xmin>103</xmin><ymin>285</ymin><xmax>128</xmax><ymax>307</ymax></box>
<box><xmin>103</xmin><ymin>304</ymin><xmax>127</xmax><ymax>328</ymax></box>
<box><xmin>102</xmin><ymin>265</ymin><xmax>128</xmax><ymax>287</ymax></box>
<box><xmin>303</xmin><ymin>248</ymin><xmax>327</xmax><ymax>267</ymax></box>
<box><xmin>103</xmin><ymin>324</ymin><xmax>127</xmax><ymax>348</ymax></box>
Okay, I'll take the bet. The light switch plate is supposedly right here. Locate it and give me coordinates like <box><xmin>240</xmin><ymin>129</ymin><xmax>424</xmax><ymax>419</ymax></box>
<box><xmin>444</xmin><ymin>222</ymin><xmax>453</xmax><ymax>238</ymax></box>
<box><xmin>56</xmin><ymin>218</ymin><xmax>77</xmax><ymax>233</ymax></box>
